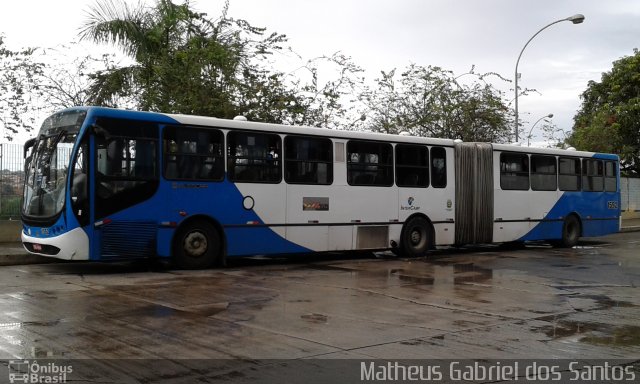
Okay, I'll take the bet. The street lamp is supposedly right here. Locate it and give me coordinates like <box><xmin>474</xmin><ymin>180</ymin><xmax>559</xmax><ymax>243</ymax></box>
<box><xmin>527</xmin><ymin>113</ymin><xmax>554</xmax><ymax>147</ymax></box>
<box><xmin>514</xmin><ymin>14</ymin><xmax>585</xmax><ymax>143</ymax></box>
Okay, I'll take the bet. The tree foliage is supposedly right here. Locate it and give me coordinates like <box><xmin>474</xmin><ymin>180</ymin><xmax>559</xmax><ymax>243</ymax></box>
<box><xmin>569</xmin><ymin>49</ymin><xmax>640</xmax><ymax>176</ymax></box>
<box><xmin>289</xmin><ymin>52</ymin><xmax>366</xmax><ymax>130</ymax></box>
<box><xmin>0</xmin><ymin>0</ymin><xmax>518</xmax><ymax>143</ymax></box>
<box><xmin>80</xmin><ymin>0</ymin><xmax>309</xmax><ymax>121</ymax></box>
<box><xmin>0</xmin><ymin>35</ymin><xmax>44</xmax><ymax>141</ymax></box>
<box><xmin>359</xmin><ymin>64</ymin><xmax>512</xmax><ymax>142</ymax></box>
<box><xmin>37</xmin><ymin>44</ymin><xmax>122</xmax><ymax>111</ymax></box>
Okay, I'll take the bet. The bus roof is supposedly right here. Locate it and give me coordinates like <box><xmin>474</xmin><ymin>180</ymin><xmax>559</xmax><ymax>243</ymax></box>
<box><xmin>492</xmin><ymin>143</ymin><xmax>618</xmax><ymax>160</ymax></box>
<box><xmin>73</xmin><ymin>107</ymin><xmax>618</xmax><ymax>159</ymax></box>
<box><xmin>166</xmin><ymin>112</ymin><xmax>456</xmax><ymax>146</ymax></box>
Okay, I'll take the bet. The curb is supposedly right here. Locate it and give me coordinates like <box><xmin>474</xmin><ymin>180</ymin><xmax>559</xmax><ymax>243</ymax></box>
<box><xmin>620</xmin><ymin>226</ymin><xmax>640</xmax><ymax>233</ymax></box>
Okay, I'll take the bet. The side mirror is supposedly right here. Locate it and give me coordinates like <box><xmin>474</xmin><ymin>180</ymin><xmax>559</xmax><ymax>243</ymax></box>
<box><xmin>23</xmin><ymin>138</ymin><xmax>36</xmax><ymax>159</ymax></box>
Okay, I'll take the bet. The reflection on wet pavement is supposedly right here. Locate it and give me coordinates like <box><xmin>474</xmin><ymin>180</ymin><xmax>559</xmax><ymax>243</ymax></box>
<box><xmin>0</xmin><ymin>232</ymin><xmax>638</xmax><ymax>361</ymax></box>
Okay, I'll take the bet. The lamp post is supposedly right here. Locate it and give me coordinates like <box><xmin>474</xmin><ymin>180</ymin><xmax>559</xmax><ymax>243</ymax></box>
<box><xmin>527</xmin><ymin>113</ymin><xmax>553</xmax><ymax>147</ymax></box>
<box><xmin>514</xmin><ymin>14</ymin><xmax>585</xmax><ymax>143</ymax></box>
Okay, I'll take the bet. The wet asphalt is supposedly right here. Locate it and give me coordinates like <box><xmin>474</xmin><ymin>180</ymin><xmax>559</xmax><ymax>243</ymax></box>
<box><xmin>0</xmin><ymin>232</ymin><xmax>639</xmax><ymax>381</ymax></box>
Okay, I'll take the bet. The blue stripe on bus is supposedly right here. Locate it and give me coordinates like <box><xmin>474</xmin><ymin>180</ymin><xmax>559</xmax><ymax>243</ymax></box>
<box><xmin>519</xmin><ymin>152</ymin><xmax>620</xmax><ymax>242</ymax></box>
<box><xmin>152</xmin><ymin>179</ymin><xmax>311</xmax><ymax>257</ymax></box>
<box><xmin>222</xmin><ymin>182</ymin><xmax>311</xmax><ymax>256</ymax></box>
<box><xmin>519</xmin><ymin>191</ymin><xmax>620</xmax><ymax>241</ymax></box>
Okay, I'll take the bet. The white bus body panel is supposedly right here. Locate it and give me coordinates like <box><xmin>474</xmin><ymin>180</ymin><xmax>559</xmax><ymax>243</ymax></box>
<box><xmin>21</xmin><ymin>227</ymin><xmax>90</xmax><ymax>260</ymax></box>
<box><xmin>234</xmin><ymin>182</ymin><xmax>287</xmax><ymax>240</ymax></box>
<box><xmin>492</xmin><ymin>150</ymin><xmax>563</xmax><ymax>243</ymax></box>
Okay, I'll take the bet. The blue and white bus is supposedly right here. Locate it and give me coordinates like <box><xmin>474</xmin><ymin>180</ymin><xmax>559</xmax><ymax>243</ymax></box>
<box><xmin>21</xmin><ymin>107</ymin><xmax>621</xmax><ymax>268</ymax></box>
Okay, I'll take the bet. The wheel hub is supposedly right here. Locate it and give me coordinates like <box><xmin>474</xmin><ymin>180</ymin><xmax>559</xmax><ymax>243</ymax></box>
<box><xmin>184</xmin><ymin>231</ymin><xmax>208</xmax><ymax>257</ymax></box>
<box><xmin>410</xmin><ymin>229</ymin><xmax>422</xmax><ymax>245</ymax></box>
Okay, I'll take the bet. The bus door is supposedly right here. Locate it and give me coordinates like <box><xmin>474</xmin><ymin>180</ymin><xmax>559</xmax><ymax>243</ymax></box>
<box><xmin>454</xmin><ymin>142</ymin><xmax>494</xmax><ymax>245</ymax></box>
<box><xmin>90</xmin><ymin>118</ymin><xmax>160</xmax><ymax>259</ymax></box>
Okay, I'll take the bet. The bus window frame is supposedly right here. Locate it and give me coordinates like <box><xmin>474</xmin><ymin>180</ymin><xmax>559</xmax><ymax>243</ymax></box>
<box><xmin>582</xmin><ymin>158</ymin><xmax>604</xmax><ymax>192</ymax></box>
<box><xmin>163</xmin><ymin>125</ymin><xmax>225</xmax><ymax>182</ymax></box>
<box><xmin>284</xmin><ymin>135</ymin><xmax>334</xmax><ymax>185</ymax></box>
<box><xmin>430</xmin><ymin>146</ymin><xmax>447</xmax><ymax>189</ymax></box>
<box><xmin>558</xmin><ymin>156</ymin><xmax>581</xmax><ymax>191</ymax></box>
<box><xmin>346</xmin><ymin>140</ymin><xmax>394</xmax><ymax>187</ymax></box>
<box><xmin>395</xmin><ymin>144</ymin><xmax>429</xmax><ymax>188</ymax></box>
<box><xmin>530</xmin><ymin>154</ymin><xmax>557</xmax><ymax>191</ymax></box>
<box><xmin>500</xmin><ymin>152</ymin><xmax>530</xmax><ymax>191</ymax></box>
<box><xmin>604</xmin><ymin>160</ymin><xmax>618</xmax><ymax>192</ymax></box>
<box><xmin>227</xmin><ymin>130</ymin><xmax>282</xmax><ymax>184</ymax></box>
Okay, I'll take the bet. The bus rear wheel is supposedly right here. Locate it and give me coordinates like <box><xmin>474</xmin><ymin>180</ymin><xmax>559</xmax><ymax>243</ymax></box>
<box><xmin>399</xmin><ymin>216</ymin><xmax>431</xmax><ymax>257</ymax></box>
<box><xmin>556</xmin><ymin>215</ymin><xmax>581</xmax><ymax>248</ymax></box>
<box><xmin>173</xmin><ymin>220</ymin><xmax>222</xmax><ymax>269</ymax></box>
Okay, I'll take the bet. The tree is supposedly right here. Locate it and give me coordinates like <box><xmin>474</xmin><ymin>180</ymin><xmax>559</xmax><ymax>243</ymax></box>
<box><xmin>358</xmin><ymin>64</ymin><xmax>512</xmax><ymax>142</ymax></box>
<box><xmin>80</xmin><ymin>0</ymin><xmax>309</xmax><ymax>121</ymax></box>
<box><xmin>0</xmin><ymin>35</ymin><xmax>44</xmax><ymax>141</ymax></box>
<box><xmin>37</xmin><ymin>44</ymin><xmax>122</xmax><ymax>110</ymax></box>
<box><xmin>568</xmin><ymin>49</ymin><xmax>640</xmax><ymax>176</ymax></box>
<box><xmin>290</xmin><ymin>52</ymin><xmax>366</xmax><ymax>130</ymax></box>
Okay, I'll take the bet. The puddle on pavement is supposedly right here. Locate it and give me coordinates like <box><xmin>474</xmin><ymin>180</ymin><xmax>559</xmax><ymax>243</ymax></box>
<box><xmin>581</xmin><ymin>325</ymin><xmax>640</xmax><ymax>346</ymax></box>
<box><xmin>534</xmin><ymin>318</ymin><xmax>640</xmax><ymax>347</ymax></box>
<box><xmin>311</xmin><ymin>259</ymin><xmax>495</xmax><ymax>288</ymax></box>
<box><xmin>300</xmin><ymin>313</ymin><xmax>328</xmax><ymax>323</ymax></box>
<box><xmin>578</xmin><ymin>295</ymin><xmax>637</xmax><ymax>310</ymax></box>
<box><xmin>182</xmin><ymin>303</ymin><xmax>230</xmax><ymax>316</ymax></box>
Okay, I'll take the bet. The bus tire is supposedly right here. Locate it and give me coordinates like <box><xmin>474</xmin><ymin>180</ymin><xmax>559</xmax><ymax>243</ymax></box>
<box><xmin>399</xmin><ymin>216</ymin><xmax>431</xmax><ymax>257</ymax></box>
<box><xmin>173</xmin><ymin>220</ymin><xmax>221</xmax><ymax>269</ymax></box>
<box><xmin>558</xmin><ymin>215</ymin><xmax>581</xmax><ymax>248</ymax></box>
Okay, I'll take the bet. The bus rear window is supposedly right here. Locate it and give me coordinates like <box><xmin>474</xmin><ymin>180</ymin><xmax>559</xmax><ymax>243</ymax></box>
<box><xmin>605</xmin><ymin>160</ymin><xmax>617</xmax><ymax>192</ymax></box>
<box><xmin>582</xmin><ymin>159</ymin><xmax>603</xmax><ymax>192</ymax></box>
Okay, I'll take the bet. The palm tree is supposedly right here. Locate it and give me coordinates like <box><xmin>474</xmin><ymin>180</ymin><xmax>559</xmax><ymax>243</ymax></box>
<box><xmin>79</xmin><ymin>0</ymin><xmax>248</xmax><ymax>115</ymax></box>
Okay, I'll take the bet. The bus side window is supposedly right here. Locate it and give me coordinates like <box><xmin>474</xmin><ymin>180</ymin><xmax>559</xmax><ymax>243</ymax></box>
<box><xmin>284</xmin><ymin>135</ymin><xmax>333</xmax><ymax>185</ymax></box>
<box><xmin>227</xmin><ymin>131</ymin><xmax>281</xmax><ymax>183</ymax></box>
<box><xmin>558</xmin><ymin>157</ymin><xmax>580</xmax><ymax>191</ymax></box>
<box><xmin>604</xmin><ymin>160</ymin><xmax>617</xmax><ymax>192</ymax></box>
<box><xmin>430</xmin><ymin>147</ymin><xmax>447</xmax><ymax>188</ymax></box>
<box><xmin>531</xmin><ymin>155</ymin><xmax>557</xmax><ymax>191</ymax></box>
<box><xmin>582</xmin><ymin>159</ymin><xmax>604</xmax><ymax>192</ymax></box>
<box><xmin>346</xmin><ymin>140</ymin><xmax>393</xmax><ymax>186</ymax></box>
<box><xmin>163</xmin><ymin>126</ymin><xmax>224</xmax><ymax>181</ymax></box>
<box><xmin>396</xmin><ymin>144</ymin><xmax>429</xmax><ymax>188</ymax></box>
<box><xmin>500</xmin><ymin>152</ymin><xmax>529</xmax><ymax>190</ymax></box>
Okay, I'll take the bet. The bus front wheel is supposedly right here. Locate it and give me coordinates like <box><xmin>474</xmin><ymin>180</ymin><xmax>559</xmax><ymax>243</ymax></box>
<box><xmin>173</xmin><ymin>220</ymin><xmax>222</xmax><ymax>269</ymax></box>
<box><xmin>399</xmin><ymin>216</ymin><xmax>431</xmax><ymax>258</ymax></box>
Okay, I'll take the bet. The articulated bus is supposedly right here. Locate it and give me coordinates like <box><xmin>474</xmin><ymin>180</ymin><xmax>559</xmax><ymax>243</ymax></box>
<box><xmin>21</xmin><ymin>107</ymin><xmax>621</xmax><ymax>268</ymax></box>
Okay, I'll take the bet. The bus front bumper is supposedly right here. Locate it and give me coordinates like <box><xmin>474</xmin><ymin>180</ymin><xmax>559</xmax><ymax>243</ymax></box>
<box><xmin>21</xmin><ymin>227</ymin><xmax>90</xmax><ymax>261</ymax></box>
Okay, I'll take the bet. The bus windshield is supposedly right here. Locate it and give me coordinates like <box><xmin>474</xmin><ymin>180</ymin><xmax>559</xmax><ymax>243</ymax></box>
<box><xmin>22</xmin><ymin>110</ymin><xmax>86</xmax><ymax>220</ymax></box>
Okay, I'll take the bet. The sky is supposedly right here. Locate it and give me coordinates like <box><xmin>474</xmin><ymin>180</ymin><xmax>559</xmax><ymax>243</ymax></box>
<box><xmin>1</xmin><ymin>0</ymin><xmax>639</xmax><ymax>145</ymax></box>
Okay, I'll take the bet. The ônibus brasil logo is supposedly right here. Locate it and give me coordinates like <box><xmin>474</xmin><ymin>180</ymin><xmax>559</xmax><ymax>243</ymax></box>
<box><xmin>8</xmin><ymin>360</ymin><xmax>72</xmax><ymax>383</ymax></box>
